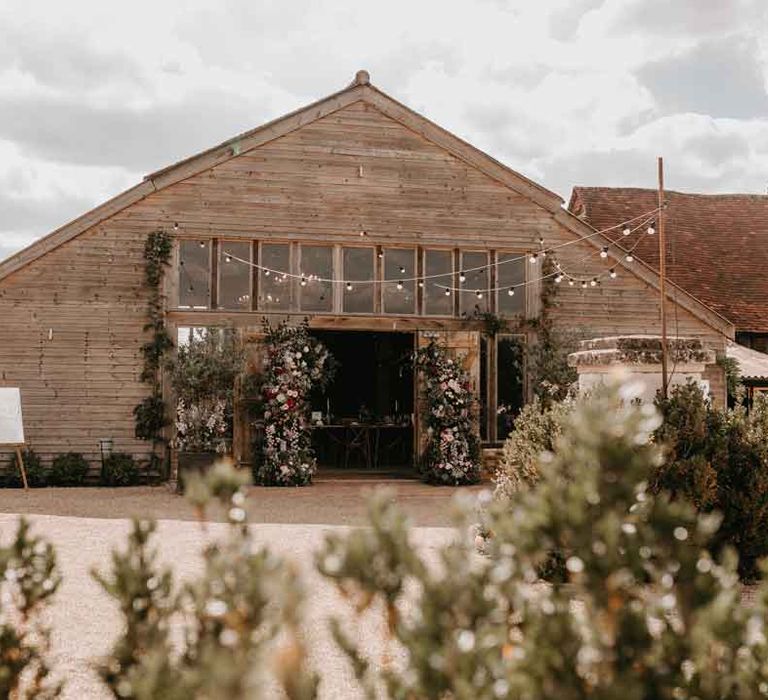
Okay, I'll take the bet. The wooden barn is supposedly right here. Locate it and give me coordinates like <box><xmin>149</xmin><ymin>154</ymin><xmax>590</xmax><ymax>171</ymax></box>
<box><xmin>0</xmin><ymin>70</ymin><xmax>734</xmax><ymax>480</ymax></box>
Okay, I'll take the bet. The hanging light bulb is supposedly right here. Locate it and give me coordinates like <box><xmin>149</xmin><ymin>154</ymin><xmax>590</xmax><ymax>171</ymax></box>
<box><xmin>529</xmin><ymin>253</ymin><xmax>538</xmax><ymax>264</ymax></box>
<box><xmin>475</xmin><ymin>290</ymin><xmax>483</xmax><ymax>299</ymax></box>
<box><xmin>538</xmin><ymin>236</ymin><xmax>544</xmax><ymax>246</ymax></box>
<box><xmin>590</xmin><ymin>277</ymin><xmax>598</xmax><ymax>287</ymax></box>
<box><xmin>647</xmin><ymin>221</ymin><xmax>656</xmax><ymax>235</ymax></box>
<box><xmin>300</xmin><ymin>276</ymin><xmax>307</xmax><ymax>287</ymax></box>
<box><xmin>198</xmin><ymin>241</ymin><xmax>206</xmax><ymax>248</ymax></box>
<box><xmin>609</xmin><ymin>268</ymin><xmax>617</xmax><ymax>279</ymax></box>
<box><xmin>346</xmin><ymin>282</ymin><xmax>353</xmax><ymax>291</ymax></box>
<box><xmin>282</xmin><ymin>273</ymin><xmax>288</xmax><ymax>280</ymax></box>
<box><xmin>555</xmin><ymin>273</ymin><xmax>563</xmax><ymax>283</ymax></box>
<box><xmin>359</xmin><ymin>230</ymin><xmax>367</xmax><ymax>237</ymax></box>
<box><xmin>173</xmin><ymin>222</ymin><xmax>179</xmax><ymax>230</ymax></box>
<box><xmin>625</xmin><ymin>253</ymin><xmax>634</xmax><ymax>263</ymax></box>
<box><xmin>444</xmin><ymin>288</ymin><xmax>451</xmax><ymax>296</ymax></box>
<box><xmin>622</xmin><ymin>225</ymin><xmax>631</xmax><ymax>236</ymax></box>
<box><xmin>507</xmin><ymin>288</ymin><xmax>515</xmax><ymax>296</ymax></box>
<box><xmin>264</xmin><ymin>269</ymin><xmax>271</xmax><ymax>277</ymax></box>
<box><xmin>396</xmin><ymin>280</ymin><xmax>404</xmax><ymax>291</ymax></box>
<box><xmin>600</xmin><ymin>246</ymin><xmax>609</xmax><ymax>258</ymax></box>
<box><xmin>399</xmin><ymin>265</ymin><xmax>406</xmax><ymax>274</ymax></box>
<box><xmin>581</xmin><ymin>280</ymin><xmax>587</xmax><ymax>289</ymax></box>
<box><xmin>267</xmin><ymin>294</ymin><xmax>273</xmax><ymax>302</ymax></box>
<box><xmin>568</xmin><ymin>278</ymin><xmax>575</xmax><ymax>286</ymax></box>
<box><xmin>418</xmin><ymin>280</ymin><xmax>424</xmax><ymax>288</ymax></box>
<box><xmin>225</xmin><ymin>254</ymin><xmax>232</xmax><ymax>263</ymax></box>
<box><xmin>377</xmin><ymin>251</ymin><xmax>383</xmax><ymax>259</ymax></box>
<box><xmin>459</xmin><ymin>271</ymin><xmax>466</xmax><ymax>283</ymax></box>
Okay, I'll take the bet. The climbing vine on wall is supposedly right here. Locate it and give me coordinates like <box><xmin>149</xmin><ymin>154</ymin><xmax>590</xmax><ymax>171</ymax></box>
<box><xmin>133</xmin><ymin>230</ymin><xmax>173</xmax><ymax>446</ymax></box>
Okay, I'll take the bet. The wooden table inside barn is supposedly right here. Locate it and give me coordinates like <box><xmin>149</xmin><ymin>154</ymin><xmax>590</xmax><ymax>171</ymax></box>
<box><xmin>311</xmin><ymin>423</ymin><xmax>411</xmax><ymax>469</ymax></box>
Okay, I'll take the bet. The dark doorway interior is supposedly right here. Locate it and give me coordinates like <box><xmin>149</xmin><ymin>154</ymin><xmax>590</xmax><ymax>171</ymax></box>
<box><xmin>310</xmin><ymin>331</ymin><xmax>414</xmax><ymax>470</ymax></box>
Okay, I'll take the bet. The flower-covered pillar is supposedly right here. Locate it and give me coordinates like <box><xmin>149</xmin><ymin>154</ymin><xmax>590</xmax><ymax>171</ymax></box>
<box><xmin>414</xmin><ymin>331</ymin><xmax>481</xmax><ymax>485</ymax></box>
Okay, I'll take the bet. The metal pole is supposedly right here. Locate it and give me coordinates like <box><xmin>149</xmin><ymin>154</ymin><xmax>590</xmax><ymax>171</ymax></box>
<box><xmin>658</xmin><ymin>157</ymin><xmax>668</xmax><ymax>399</ymax></box>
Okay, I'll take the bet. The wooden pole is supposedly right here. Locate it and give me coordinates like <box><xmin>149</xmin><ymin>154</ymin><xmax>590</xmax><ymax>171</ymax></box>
<box><xmin>15</xmin><ymin>446</ymin><xmax>28</xmax><ymax>490</ymax></box>
<box><xmin>658</xmin><ymin>157</ymin><xmax>669</xmax><ymax>399</ymax></box>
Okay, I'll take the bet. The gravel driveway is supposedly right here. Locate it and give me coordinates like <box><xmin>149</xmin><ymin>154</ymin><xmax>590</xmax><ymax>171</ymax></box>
<box><xmin>0</xmin><ymin>483</ymin><xmax>474</xmax><ymax>698</ymax></box>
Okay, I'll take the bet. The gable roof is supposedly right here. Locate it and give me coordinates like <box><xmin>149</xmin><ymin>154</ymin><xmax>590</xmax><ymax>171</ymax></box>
<box><xmin>570</xmin><ymin>187</ymin><xmax>768</xmax><ymax>333</ymax></box>
<box><xmin>0</xmin><ymin>71</ymin><xmax>733</xmax><ymax>338</ymax></box>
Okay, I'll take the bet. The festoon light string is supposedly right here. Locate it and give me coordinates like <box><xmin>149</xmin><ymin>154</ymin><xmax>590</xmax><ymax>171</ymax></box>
<box><xmin>183</xmin><ymin>206</ymin><xmax>660</xmax><ymax>297</ymax></box>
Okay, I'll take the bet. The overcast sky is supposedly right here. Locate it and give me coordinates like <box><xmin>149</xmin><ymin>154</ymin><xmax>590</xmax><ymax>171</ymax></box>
<box><xmin>1</xmin><ymin>0</ymin><xmax>767</xmax><ymax>260</ymax></box>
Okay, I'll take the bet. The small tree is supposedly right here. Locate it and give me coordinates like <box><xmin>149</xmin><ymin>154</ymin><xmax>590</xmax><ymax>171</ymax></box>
<box><xmin>0</xmin><ymin>519</ymin><xmax>61</xmax><ymax>698</ymax></box>
<box><xmin>94</xmin><ymin>460</ymin><xmax>317</xmax><ymax>699</ymax></box>
<box><xmin>171</xmin><ymin>328</ymin><xmax>245</xmax><ymax>453</ymax></box>
<box><xmin>318</xmin><ymin>381</ymin><xmax>768</xmax><ymax>698</ymax></box>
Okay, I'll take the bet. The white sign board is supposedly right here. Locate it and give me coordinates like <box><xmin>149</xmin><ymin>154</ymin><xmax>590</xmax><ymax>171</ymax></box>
<box><xmin>0</xmin><ymin>388</ymin><xmax>25</xmax><ymax>445</ymax></box>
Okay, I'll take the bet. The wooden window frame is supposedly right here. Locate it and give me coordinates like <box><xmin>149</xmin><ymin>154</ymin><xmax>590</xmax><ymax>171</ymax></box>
<box><xmin>495</xmin><ymin>249</ymin><xmax>527</xmax><ymax>319</ymax></box>
<box><xmin>341</xmin><ymin>245</ymin><xmax>377</xmax><ymax>315</ymax></box>
<box><xmin>176</xmin><ymin>238</ymin><xmax>212</xmax><ymax>310</ymax></box>
<box><xmin>217</xmin><ymin>239</ymin><xmax>253</xmax><ymax>311</ymax></box>
<box><xmin>381</xmin><ymin>246</ymin><xmax>417</xmax><ymax>316</ymax></box>
<box><xmin>256</xmin><ymin>240</ymin><xmax>294</xmax><ymax>312</ymax></box>
<box><xmin>297</xmin><ymin>243</ymin><xmax>334</xmax><ymax>314</ymax></box>
<box><xmin>459</xmin><ymin>249</ymin><xmax>490</xmax><ymax>316</ymax></box>
<box><xmin>421</xmin><ymin>247</ymin><xmax>456</xmax><ymax>318</ymax></box>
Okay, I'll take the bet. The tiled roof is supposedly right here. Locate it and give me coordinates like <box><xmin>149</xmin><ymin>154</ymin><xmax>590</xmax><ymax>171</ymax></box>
<box><xmin>569</xmin><ymin>187</ymin><xmax>768</xmax><ymax>332</ymax></box>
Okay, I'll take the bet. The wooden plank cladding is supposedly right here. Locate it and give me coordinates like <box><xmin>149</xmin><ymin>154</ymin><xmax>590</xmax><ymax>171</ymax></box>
<box><xmin>0</xmin><ymin>75</ymin><xmax>731</xmax><ymax>474</ymax></box>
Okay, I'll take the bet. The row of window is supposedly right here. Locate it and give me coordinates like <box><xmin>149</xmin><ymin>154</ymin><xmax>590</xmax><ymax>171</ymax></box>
<box><xmin>177</xmin><ymin>240</ymin><xmax>526</xmax><ymax>316</ymax></box>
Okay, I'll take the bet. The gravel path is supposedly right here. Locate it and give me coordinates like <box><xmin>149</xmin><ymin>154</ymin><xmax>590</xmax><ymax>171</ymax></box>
<box><xmin>0</xmin><ymin>484</ymin><xmax>472</xmax><ymax>698</ymax></box>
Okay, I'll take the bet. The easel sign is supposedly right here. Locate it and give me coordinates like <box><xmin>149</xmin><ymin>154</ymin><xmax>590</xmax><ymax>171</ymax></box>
<box><xmin>0</xmin><ymin>388</ymin><xmax>28</xmax><ymax>489</ymax></box>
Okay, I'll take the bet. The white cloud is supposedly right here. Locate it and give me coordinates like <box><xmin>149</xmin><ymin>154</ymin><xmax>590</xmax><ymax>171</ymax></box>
<box><xmin>0</xmin><ymin>0</ymin><xmax>767</xmax><ymax>260</ymax></box>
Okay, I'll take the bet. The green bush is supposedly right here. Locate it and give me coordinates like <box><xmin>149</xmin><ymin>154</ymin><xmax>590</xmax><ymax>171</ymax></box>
<box><xmin>49</xmin><ymin>452</ymin><xmax>90</xmax><ymax>486</ymax></box>
<box><xmin>493</xmin><ymin>397</ymin><xmax>573</xmax><ymax>499</ymax></box>
<box><xmin>653</xmin><ymin>382</ymin><xmax>768</xmax><ymax>581</ymax></box>
<box><xmin>319</xmin><ymin>382</ymin><xmax>768</xmax><ymax>698</ymax></box>
<box><xmin>2</xmin><ymin>449</ymin><xmax>46</xmax><ymax>488</ymax></box>
<box><xmin>101</xmin><ymin>453</ymin><xmax>140</xmax><ymax>486</ymax></box>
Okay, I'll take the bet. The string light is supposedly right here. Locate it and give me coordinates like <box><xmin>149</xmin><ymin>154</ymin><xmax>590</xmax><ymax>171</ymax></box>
<box><xmin>507</xmin><ymin>288</ymin><xmax>515</xmax><ymax>296</ymax></box>
<box><xmin>173</xmin><ymin>222</ymin><xmax>179</xmax><ymax>231</ymax></box>
<box><xmin>398</xmin><ymin>265</ymin><xmax>406</xmax><ymax>274</ymax></box>
<box><xmin>216</xmin><ymin>208</ymin><xmax>657</xmax><ymax>297</ymax></box>
<box><xmin>590</xmin><ymin>278</ymin><xmax>598</xmax><ymax>287</ymax></box>
<box><xmin>622</xmin><ymin>225</ymin><xmax>631</xmax><ymax>236</ymax></box>
<box><xmin>396</xmin><ymin>281</ymin><xmax>404</xmax><ymax>291</ymax></box>
<box><xmin>225</xmin><ymin>254</ymin><xmax>232</xmax><ymax>263</ymax></box>
<box><xmin>359</xmin><ymin>230</ymin><xmax>367</xmax><ymax>237</ymax></box>
<box><xmin>198</xmin><ymin>241</ymin><xmax>206</xmax><ymax>248</ymax></box>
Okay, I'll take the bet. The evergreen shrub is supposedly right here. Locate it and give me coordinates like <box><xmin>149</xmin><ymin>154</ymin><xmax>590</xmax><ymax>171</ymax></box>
<box><xmin>49</xmin><ymin>452</ymin><xmax>90</xmax><ymax>486</ymax></box>
<box><xmin>101</xmin><ymin>452</ymin><xmax>140</xmax><ymax>487</ymax></box>
<box><xmin>2</xmin><ymin>448</ymin><xmax>46</xmax><ymax>488</ymax></box>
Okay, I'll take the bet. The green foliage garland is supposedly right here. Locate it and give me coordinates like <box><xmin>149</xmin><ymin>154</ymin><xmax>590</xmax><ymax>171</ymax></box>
<box><xmin>414</xmin><ymin>340</ymin><xmax>480</xmax><ymax>485</ymax></box>
<box><xmin>134</xmin><ymin>230</ymin><xmax>173</xmax><ymax>446</ymax></box>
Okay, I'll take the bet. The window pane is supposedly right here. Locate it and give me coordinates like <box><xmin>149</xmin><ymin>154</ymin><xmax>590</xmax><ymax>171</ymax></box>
<box><xmin>299</xmin><ymin>245</ymin><xmax>333</xmax><ymax>312</ymax></box>
<box><xmin>383</xmin><ymin>248</ymin><xmax>416</xmax><ymax>314</ymax></box>
<box><xmin>343</xmin><ymin>248</ymin><xmax>374</xmax><ymax>313</ymax></box>
<box><xmin>460</xmin><ymin>251</ymin><xmax>488</xmax><ymax>315</ymax></box>
<box><xmin>179</xmin><ymin>240</ymin><xmax>211</xmax><ymax>308</ymax></box>
<box><xmin>259</xmin><ymin>243</ymin><xmax>291</xmax><ymax>311</ymax></box>
<box><xmin>424</xmin><ymin>249</ymin><xmax>453</xmax><ymax>316</ymax></box>
<box><xmin>497</xmin><ymin>336</ymin><xmax>525</xmax><ymax>440</ymax></box>
<box><xmin>219</xmin><ymin>241</ymin><xmax>251</xmax><ymax>310</ymax></box>
<box><xmin>497</xmin><ymin>253</ymin><xmax>526</xmax><ymax>316</ymax></box>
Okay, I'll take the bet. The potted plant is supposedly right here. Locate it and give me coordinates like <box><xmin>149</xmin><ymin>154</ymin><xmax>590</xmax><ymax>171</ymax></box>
<box><xmin>170</xmin><ymin>328</ymin><xmax>245</xmax><ymax>488</ymax></box>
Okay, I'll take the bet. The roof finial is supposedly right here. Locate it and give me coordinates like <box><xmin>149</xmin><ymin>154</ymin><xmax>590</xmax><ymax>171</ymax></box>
<box><xmin>353</xmin><ymin>69</ymin><xmax>370</xmax><ymax>86</ymax></box>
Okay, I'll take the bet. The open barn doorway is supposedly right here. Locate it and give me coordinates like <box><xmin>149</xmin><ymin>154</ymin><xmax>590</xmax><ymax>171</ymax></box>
<box><xmin>309</xmin><ymin>330</ymin><xmax>415</xmax><ymax>477</ymax></box>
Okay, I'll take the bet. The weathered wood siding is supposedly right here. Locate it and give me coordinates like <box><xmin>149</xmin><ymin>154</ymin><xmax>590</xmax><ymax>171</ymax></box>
<box><xmin>0</xmin><ymin>227</ymin><xmax>151</xmax><ymax>471</ymax></box>
<box><xmin>0</xmin><ymin>99</ymin><xmax>727</xmax><ymax>471</ymax></box>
